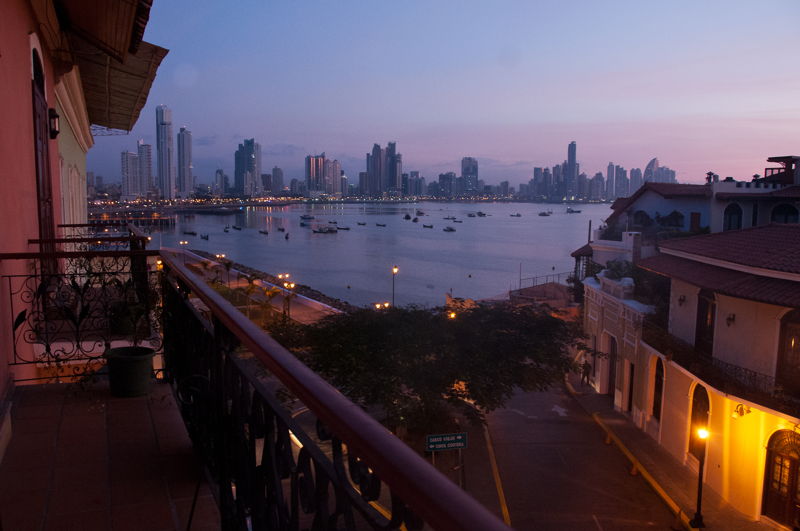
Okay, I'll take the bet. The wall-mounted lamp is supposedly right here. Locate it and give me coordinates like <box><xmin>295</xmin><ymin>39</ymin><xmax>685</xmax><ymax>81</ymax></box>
<box><xmin>48</xmin><ymin>108</ymin><xmax>60</xmax><ymax>139</ymax></box>
<box><xmin>677</xmin><ymin>295</ymin><xmax>686</xmax><ymax>306</ymax></box>
<box><xmin>726</xmin><ymin>313</ymin><xmax>736</xmax><ymax>326</ymax></box>
<box><xmin>731</xmin><ymin>403</ymin><xmax>751</xmax><ymax>419</ymax></box>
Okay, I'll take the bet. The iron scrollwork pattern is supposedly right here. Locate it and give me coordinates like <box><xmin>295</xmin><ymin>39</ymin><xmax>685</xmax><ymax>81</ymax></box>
<box><xmin>6</xmin><ymin>253</ymin><xmax>162</xmax><ymax>377</ymax></box>
<box><xmin>161</xmin><ymin>268</ymin><xmax>424</xmax><ymax>531</ymax></box>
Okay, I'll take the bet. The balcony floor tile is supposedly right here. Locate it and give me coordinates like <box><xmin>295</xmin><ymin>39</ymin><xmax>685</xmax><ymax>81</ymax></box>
<box><xmin>0</xmin><ymin>380</ymin><xmax>218</xmax><ymax>530</ymax></box>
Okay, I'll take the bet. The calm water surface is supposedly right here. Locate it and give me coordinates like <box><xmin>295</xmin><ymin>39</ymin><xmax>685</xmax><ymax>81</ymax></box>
<box><xmin>156</xmin><ymin>201</ymin><xmax>610</xmax><ymax>307</ymax></box>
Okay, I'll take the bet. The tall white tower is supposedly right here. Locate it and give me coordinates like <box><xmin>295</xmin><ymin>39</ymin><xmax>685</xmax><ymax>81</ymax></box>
<box><xmin>155</xmin><ymin>105</ymin><xmax>175</xmax><ymax>199</ymax></box>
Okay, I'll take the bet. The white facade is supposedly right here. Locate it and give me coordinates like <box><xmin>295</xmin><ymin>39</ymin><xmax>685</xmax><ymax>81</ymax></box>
<box><xmin>155</xmin><ymin>104</ymin><xmax>175</xmax><ymax>199</ymax></box>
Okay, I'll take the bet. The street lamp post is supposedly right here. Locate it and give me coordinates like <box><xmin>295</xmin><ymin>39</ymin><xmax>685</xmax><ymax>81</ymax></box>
<box><xmin>282</xmin><ymin>281</ymin><xmax>295</xmax><ymax>320</ymax></box>
<box><xmin>689</xmin><ymin>428</ymin><xmax>709</xmax><ymax>529</ymax></box>
<box><xmin>179</xmin><ymin>240</ymin><xmax>188</xmax><ymax>264</ymax></box>
<box><xmin>391</xmin><ymin>265</ymin><xmax>399</xmax><ymax>306</ymax></box>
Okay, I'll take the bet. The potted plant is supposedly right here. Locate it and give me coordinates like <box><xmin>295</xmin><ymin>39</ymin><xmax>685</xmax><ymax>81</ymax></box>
<box><xmin>104</xmin><ymin>281</ymin><xmax>157</xmax><ymax>397</ymax></box>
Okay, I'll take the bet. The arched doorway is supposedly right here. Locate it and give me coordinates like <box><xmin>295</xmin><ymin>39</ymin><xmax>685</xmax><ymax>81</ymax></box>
<box><xmin>771</xmin><ymin>204</ymin><xmax>799</xmax><ymax>224</ymax></box>
<box><xmin>688</xmin><ymin>385</ymin><xmax>709</xmax><ymax>461</ymax></box>
<box><xmin>777</xmin><ymin>310</ymin><xmax>800</xmax><ymax>395</ymax></box>
<box><xmin>763</xmin><ymin>430</ymin><xmax>800</xmax><ymax>528</ymax></box>
<box><xmin>723</xmin><ymin>203</ymin><xmax>742</xmax><ymax>231</ymax></box>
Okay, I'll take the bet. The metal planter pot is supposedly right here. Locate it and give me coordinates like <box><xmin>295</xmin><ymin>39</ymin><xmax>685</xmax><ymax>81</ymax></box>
<box><xmin>104</xmin><ymin>346</ymin><xmax>156</xmax><ymax>397</ymax></box>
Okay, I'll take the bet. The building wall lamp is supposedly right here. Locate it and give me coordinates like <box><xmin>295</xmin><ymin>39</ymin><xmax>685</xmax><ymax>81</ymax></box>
<box><xmin>48</xmin><ymin>108</ymin><xmax>60</xmax><ymax>139</ymax></box>
<box><xmin>732</xmin><ymin>403</ymin><xmax>751</xmax><ymax>419</ymax></box>
<box><xmin>726</xmin><ymin>313</ymin><xmax>736</xmax><ymax>326</ymax></box>
<box><xmin>678</xmin><ymin>295</ymin><xmax>686</xmax><ymax>306</ymax></box>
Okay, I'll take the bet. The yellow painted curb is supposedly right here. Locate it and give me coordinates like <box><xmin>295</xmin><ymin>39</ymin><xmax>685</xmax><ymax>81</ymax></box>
<box><xmin>483</xmin><ymin>424</ymin><xmax>512</xmax><ymax>526</ymax></box>
<box><xmin>590</xmin><ymin>412</ymin><xmax>695</xmax><ymax>531</ymax></box>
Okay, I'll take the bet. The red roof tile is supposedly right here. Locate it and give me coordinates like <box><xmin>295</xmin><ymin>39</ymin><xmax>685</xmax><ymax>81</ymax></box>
<box><xmin>659</xmin><ymin>224</ymin><xmax>800</xmax><ymax>274</ymax></box>
<box><xmin>638</xmin><ymin>254</ymin><xmax>800</xmax><ymax>308</ymax></box>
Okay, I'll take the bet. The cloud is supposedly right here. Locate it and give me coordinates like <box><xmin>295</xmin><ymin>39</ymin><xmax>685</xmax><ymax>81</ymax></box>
<box><xmin>194</xmin><ymin>135</ymin><xmax>217</xmax><ymax>146</ymax></box>
<box><xmin>261</xmin><ymin>143</ymin><xmax>306</xmax><ymax>157</ymax></box>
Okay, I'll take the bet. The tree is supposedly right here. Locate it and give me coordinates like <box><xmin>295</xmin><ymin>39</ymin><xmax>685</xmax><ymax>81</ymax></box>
<box><xmin>279</xmin><ymin>303</ymin><xmax>581</xmax><ymax>436</ymax></box>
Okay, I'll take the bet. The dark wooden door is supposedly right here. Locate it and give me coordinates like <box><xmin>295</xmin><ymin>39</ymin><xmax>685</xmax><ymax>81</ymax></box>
<box><xmin>763</xmin><ymin>450</ymin><xmax>800</xmax><ymax>527</ymax></box>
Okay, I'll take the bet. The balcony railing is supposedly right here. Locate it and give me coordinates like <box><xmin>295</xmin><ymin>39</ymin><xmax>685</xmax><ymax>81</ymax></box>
<box><xmin>3</xmin><ymin>249</ymin><xmax>508</xmax><ymax>529</ymax></box>
<box><xmin>641</xmin><ymin>321</ymin><xmax>800</xmax><ymax>418</ymax></box>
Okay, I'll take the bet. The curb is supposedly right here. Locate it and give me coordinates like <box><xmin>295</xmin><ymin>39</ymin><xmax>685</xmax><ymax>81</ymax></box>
<box><xmin>564</xmin><ymin>378</ymin><xmax>694</xmax><ymax>531</ymax></box>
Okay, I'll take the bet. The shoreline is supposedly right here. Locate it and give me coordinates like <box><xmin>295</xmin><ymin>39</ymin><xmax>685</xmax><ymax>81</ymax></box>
<box><xmin>191</xmin><ymin>249</ymin><xmax>359</xmax><ymax>314</ymax></box>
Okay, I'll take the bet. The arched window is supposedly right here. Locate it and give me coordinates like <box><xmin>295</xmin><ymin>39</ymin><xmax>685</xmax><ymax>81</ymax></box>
<box><xmin>688</xmin><ymin>385</ymin><xmax>709</xmax><ymax>460</ymax></box>
<box><xmin>723</xmin><ymin>203</ymin><xmax>742</xmax><ymax>231</ymax></box>
<box><xmin>777</xmin><ymin>310</ymin><xmax>800</xmax><ymax>394</ymax></box>
<box><xmin>652</xmin><ymin>358</ymin><xmax>665</xmax><ymax>420</ymax></box>
<box><xmin>632</xmin><ymin>210</ymin><xmax>653</xmax><ymax>227</ymax></box>
<box><xmin>771</xmin><ymin>204</ymin><xmax>799</xmax><ymax>224</ymax></box>
<box><xmin>763</xmin><ymin>430</ymin><xmax>800</xmax><ymax>526</ymax></box>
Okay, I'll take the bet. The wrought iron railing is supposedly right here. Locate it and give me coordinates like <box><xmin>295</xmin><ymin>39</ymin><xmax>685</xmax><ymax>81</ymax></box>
<box><xmin>2</xmin><ymin>250</ymin><xmax>161</xmax><ymax>381</ymax></box>
<box><xmin>518</xmin><ymin>270</ymin><xmax>572</xmax><ymax>290</ymax></box>
<box><xmin>159</xmin><ymin>254</ymin><xmax>509</xmax><ymax>530</ymax></box>
<box><xmin>641</xmin><ymin>321</ymin><xmax>800</xmax><ymax>418</ymax></box>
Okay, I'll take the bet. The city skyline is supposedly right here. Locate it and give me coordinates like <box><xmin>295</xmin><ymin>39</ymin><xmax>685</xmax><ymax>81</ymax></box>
<box><xmin>88</xmin><ymin>1</ymin><xmax>800</xmax><ymax>185</ymax></box>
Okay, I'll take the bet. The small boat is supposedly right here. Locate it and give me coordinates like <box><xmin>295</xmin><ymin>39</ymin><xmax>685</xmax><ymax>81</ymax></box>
<box><xmin>443</xmin><ymin>216</ymin><xmax>456</xmax><ymax>220</ymax></box>
<box><xmin>443</xmin><ymin>226</ymin><xmax>456</xmax><ymax>232</ymax></box>
<box><xmin>412</xmin><ymin>217</ymin><xmax>419</xmax><ymax>223</ymax></box>
<box><xmin>277</xmin><ymin>227</ymin><xmax>285</xmax><ymax>232</ymax></box>
<box><xmin>337</xmin><ymin>226</ymin><xmax>350</xmax><ymax>230</ymax></box>
<box><xmin>313</xmin><ymin>226</ymin><xmax>338</xmax><ymax>234</ymax></box>
<box><xmin>200</xmin><ymin>234</ymin><xmax>209</xmax><ymax>240</ymax></box>
<box><xmin>300</xmin><ymin>215</ymin><xmax>315</xmax><ymax>220</ymax></box>
<box><xmin>259</xmin><ymin>230</ymin><xmax>269</xmax><ymax>235</ymax></box>
<box><xmin>510</xmin><ymin>213</ymin><xmax>522</xmax><ymax>217</ymax></box>
<box><xmin>285</xmin><ymin>233</ymin><xmax>289</xmax><ymax>240</ymax></box>
<box><xmin>538</xmin><ymin>211</ymin><xmax>551</xmax><ymax>217</ymax></box>
<box><xmin>328</xmin><ymin>221</ymin><xmax>337</xmax><ymax>224</ymax></box>
<box><xmin>232</xmin><ymin>226</ymin><xmax>242</xmax><ymax>230</ymax></box>
<box><xmin>453</xmin><ymin>220</ymin><xmax>463</xmax><ymax>223</ymax></box>
<box><xmin>300</xmin><ymin>222</ymin><xmax>309</xmax><ymax>227</ymax></box>
<box><xmin>183</xmin><ymin>231</ymin><xmax>197</xmax><ymax>236</ymax></box>
<box><xmin>224</xmin><ymin>225</ymin><xmax>230</xmax><ymax>229</ymax></box>
<box><xmin>566</xmin><ymin>207</ymin><xmax>582</xmax><ymax>214</ymax></box>
<box><xmin>357</xmin><ymin>222</ymin><xmax>367</xmax><ymax>226</ymax></box>
<box><xmin>376</xmin><ymin>223</ymin><xmax>386</xmax><ymax>227</ymax></box>
<box><xmin>403</xmin><ymin>214</ymin><xmax>411</xmax><ymax>220</ymax></box>
<box><xmin>416</xmin><ymin>210</ymin><xmax>425</xmax><ymax>216</ymax></box>
<box><xmin>467</xmin><ymin>213</ymin><xmax>476</xmax><ymax>218</ymax></box>
<box><xmin>477</xmin><ymin>211</ymin><xmax>487</xmax><ymax>217</ymax></box>
<box><xmin>224</xmin><ymin>228</ymin><xmax>229</xmax><ymax>233</ymax></box>
<box><xmin>423</xmin><ymin>224</ymin><xmax>433</xmax><ymax>228</ymax></box>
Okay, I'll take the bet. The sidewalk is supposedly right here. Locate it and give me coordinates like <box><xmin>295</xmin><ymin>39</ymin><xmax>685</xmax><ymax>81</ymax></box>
<box><xmin>565</xmin><ymin>371</ymin><xmax>771</xmax><ymax>531</ymax></box>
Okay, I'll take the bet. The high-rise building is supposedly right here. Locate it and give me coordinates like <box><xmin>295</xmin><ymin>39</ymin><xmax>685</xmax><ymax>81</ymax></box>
<box><xmin>155</xmin><ymin>105</ymin><xmax>175</xmax><ymax>199</ymax></box>
<box><xmin>643</xmin><ymin>158</ymin><xmax>659</xmax><ymax>182</ymax></box>
<box><xmin>606</xmin><ymin>162</ymin><xmax>616</xmax><ymax>200</ymax></box>
<box><xmin>177</xmin><ymin>126</ymin><xmax>193</xmax><ymax>197</ymax></box>
<box><xmin>438</xmin><ymin>172</ymin><xmax>456</xmax><ymax>197</ymax></box>
<box><xmin>358</xmin><ymin>172</ymin><xmax>368</xmax><ymax>195</ymax></box>
<box><xmin>630</xmin><ymin>168</ymin><xmax>643</xmax><ymax>193</ymax></box>
<box><xmin>121</xmin><ymin>151</ymin><xmax>139</xmax><ymax>198</ymax></box>
<box><xmin>272</xmin><ymin>167</ymin><xmax>284</xmax><ymax>193</ymax></box>
<box><xmin>614</xmin><ymin>166</ymin><xmax>629</xmax><ymax>198</ymax></box>
<box><xmin>136</xmin><ymin>140</ymin><xmax>152</xmax><ymax>194</ymax></box>
<box><xmin>213</xmin><ymin>169</ymin><xmax>226</xmax><ymax>196</ymax></box>
<box><xmin>385</xmin><ymin>142</ymin><xmax>402</xmax><ymax>193</ymax></box>
<box><xmin>234</xmin><ymin>139</ymin><xmax>261</xmax><ymax>196</ymax></box>
<box><xmin>366</xmin><ymin>144</ymin><xmax>385</xmax><ymax>197</ymax></box>
<box><xmin>566</xmin><ymin>141</ymin><xmax>578</xmax><ymax>197</ymax></box>
<box><xmin>461</xmin><ymin>157</ymin><xmax>478</xmax><ymax>194</ymax></box>
<box><xmin>322</xmin><ymin>158</ymin><xmax>342</xmax><ymax>195</ymax></box>
<box><xmin>305</xmin><ymin>153</ymin><xmax>326</xmax><ymax>195</ymax></box>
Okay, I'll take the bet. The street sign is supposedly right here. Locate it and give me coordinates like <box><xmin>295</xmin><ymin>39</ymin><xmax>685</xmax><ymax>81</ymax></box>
<box><xmin>426</xmin><ymin>432</ymin><xmax>468</xmax><ymax>451</ymax></box>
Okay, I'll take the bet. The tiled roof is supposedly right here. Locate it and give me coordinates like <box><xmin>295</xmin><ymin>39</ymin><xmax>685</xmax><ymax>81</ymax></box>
<box><xmin>570</xmin><ymin>243</ymin><xmax>593</xmax><ymax>258</ymax></box>
<box><xmin>606</xmin><ymin>183</ymin><xmax>710</xmax><ymax>223</ymax></box>
<box><xmin>638</xmin><ymin>254</ymin><xmax>800</xmax><ymax>308</ymax></box>
<box><xmin>659</xmin><ymin>224</ymin><xmax>800</xmax><ymax>274</ymax></box>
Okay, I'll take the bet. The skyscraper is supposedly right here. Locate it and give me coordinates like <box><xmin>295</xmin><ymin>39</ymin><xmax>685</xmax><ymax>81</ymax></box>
<box><xmin>606</xmin><ymin>162</ymin><xmax>616</xmax><ymax>200</ymax></box>
<box><xmin>643</xmin><ymin>158</ymin><xmax>659</xmax><ymax>182</ymax></box>
<box><xmin>630</xmin><ymin>168</ymin><xmax>643</xmax><ymax>193</ymax></box>
<box><xmin>155</xmin><ymin>105</ymin><xmax>175</xmax><ymax>199</ymax></box>
<box><xmin>305</xmin><ymin>153</ymin><xmax>326</xmax><ymax>196</ymax></box>
<box><xmin>385</xmin><ymin>142</ymin><xmax>402</xmax><ymax>193</ymax></box>
<box><xmin>234</xmin><ymin>139</ymin><xmax>261</xmax><ymax>196</ymax></box>
<box><xmin>272</xmin><ymin>166</ymin><xmax>284</xmax><ymax>193</ymax></box>
<box><xmin>177</xmin><ymin>126</ymin><xmax>193</xmax><ymax>197</ymax></box>
<box><xmin>566</xmin><ymin>141</ymin><xmax>578</xmax><ymax>197</ymax></box>
<box><xmin>366</xmin><ymin>144</ymin><xmax>385</xmax><ymax>197</ymax></box>
<box><xmin>461</xmin><ymin>157</ymin><xmax>478</xmax><ymax>194</ymax></box>
<box><xmin>121</xmin><ymin>151</ymin><xmax>139</xmax><ymax>198</ymax></box>
<box><xmin>136</xmin><ymin>140</ymin><xmax>152</xmax><ymax>194</ymax></box>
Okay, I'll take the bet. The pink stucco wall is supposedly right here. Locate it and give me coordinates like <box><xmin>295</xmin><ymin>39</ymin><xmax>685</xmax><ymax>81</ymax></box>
<box><xmin>0</xmin><ymin>0</ymin><xmax>65</xmax><ymax>395</ymax></box>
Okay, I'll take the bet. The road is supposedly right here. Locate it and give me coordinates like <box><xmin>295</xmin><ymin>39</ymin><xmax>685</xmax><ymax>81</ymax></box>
<box><xmin>477</xmin><ymin>386</ymin><xmax>677</xmax><ymax>530</ymax></box>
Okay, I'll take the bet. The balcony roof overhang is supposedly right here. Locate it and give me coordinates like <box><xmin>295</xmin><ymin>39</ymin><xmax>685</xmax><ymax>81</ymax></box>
<box><xmin>71</xmin><ymin>36</ymin><xmax>167</xmax><ymax>131</ymax></box>
<box><xmin>638</xmin><ymin>254</ymin><xmax>800</xmax><ymax>308</ymax></box>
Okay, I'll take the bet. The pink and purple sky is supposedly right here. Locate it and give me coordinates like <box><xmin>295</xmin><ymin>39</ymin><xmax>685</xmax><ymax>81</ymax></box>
<box><xmin>88</xmin><ymin>0</ymin><xmax>800</xmax><ymax>186</ymax></box>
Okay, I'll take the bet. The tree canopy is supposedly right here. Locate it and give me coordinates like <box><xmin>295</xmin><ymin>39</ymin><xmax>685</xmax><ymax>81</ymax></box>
<box><xmin>276</xmin><ymin>303</ymin><xmax>581</xmax><ymax>433</ymax></box>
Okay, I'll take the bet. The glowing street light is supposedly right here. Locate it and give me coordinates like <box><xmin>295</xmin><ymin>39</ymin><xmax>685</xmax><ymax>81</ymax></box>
<box><xmin>391</xmin><ymin>265</ymin><xmax>399</xmax><ymax>306</ymax></box>
<box><xmin>179</xmin><ymin>240</ymin><xmax>188</xmax><ymax>264</ymax></box>
<box><xmin>282</xmin><ymin>281</ymin><xmax>296</xmax><ymax>319</ymax></box>
<box><xmin>689</xmin><ymin>427</ymin><xmax>710</xmax><ymax>529</ymax></box>
<box><xmin>448</xmin><ymin>311</ymin><xmax>457</xmax><ymax>320</ymax></box>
